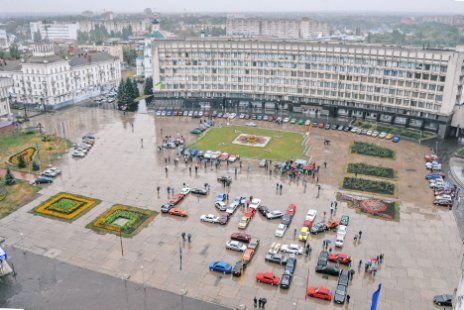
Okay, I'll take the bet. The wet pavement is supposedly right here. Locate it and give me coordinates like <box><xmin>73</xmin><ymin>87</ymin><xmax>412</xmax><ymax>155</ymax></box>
<box><xmin>0</xmin><ymin>246</ymin><xmax>227</xmax><ymax>310</ymax></box>
<box><xmin>0</xmin><ymin>105</ymin><xmax>461</xmax><ymax>310</ymax></box>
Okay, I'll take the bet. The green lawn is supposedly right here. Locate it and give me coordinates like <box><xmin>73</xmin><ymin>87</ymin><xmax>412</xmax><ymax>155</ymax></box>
<box><xmin>190</xmin><ymin>126</ymin><xmax>306</xmax><ymax>160</ymax></box>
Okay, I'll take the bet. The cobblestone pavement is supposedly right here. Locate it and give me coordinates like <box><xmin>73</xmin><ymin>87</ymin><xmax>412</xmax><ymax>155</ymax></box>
<box><xmin>0</xmin><ymin>246</ymin><xmax>227</xmax><ymax>310</ymax></box>
<box><xmin>0</xmin><ymin>106</ymin><xmax>461</xmax><ymax>310</ymax></box>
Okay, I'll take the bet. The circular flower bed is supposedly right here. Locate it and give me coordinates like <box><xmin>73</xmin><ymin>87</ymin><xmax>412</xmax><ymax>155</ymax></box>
<box><xmin>232</xmin><ymin>134</ymin><xmax>271</xmax><ymax>148</ymax></box>
<box><xmin>359</xmin><ymin>199</ymin><xmax>388</xmax><ymax>215</ymax></box>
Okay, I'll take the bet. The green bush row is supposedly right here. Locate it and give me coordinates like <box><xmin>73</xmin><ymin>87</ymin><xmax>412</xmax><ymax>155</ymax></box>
<box><xmin>350</xmin><ymin>141</ymin><xmax>395</xmax><ymax>158</ymax></box>
<box><xmin>342</xmin><ymin>177</ymin><xmax>395</xmax><ymax>195</ymax></box>
<box><xmin>347</xmin><ymin>163</ymin><xmax>395</xmax><ymax>179</ymax></box>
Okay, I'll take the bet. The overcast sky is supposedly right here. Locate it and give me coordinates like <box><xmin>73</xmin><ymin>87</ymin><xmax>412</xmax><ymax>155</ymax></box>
<box><xmin>1</xmin><ymin>0</ymin><xmax>464</xmax><ymax>14</ymax></box>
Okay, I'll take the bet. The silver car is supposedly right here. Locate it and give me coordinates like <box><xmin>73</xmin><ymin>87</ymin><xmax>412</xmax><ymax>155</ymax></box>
<box><xmin>226</xmin><ymin>240</ymin><xmax>247</xmax><ymax>252</ymax></box>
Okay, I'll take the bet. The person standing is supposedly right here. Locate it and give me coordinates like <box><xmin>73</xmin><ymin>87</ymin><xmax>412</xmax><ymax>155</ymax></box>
<box><xmin>187</xmin><ymin>233</ymin><xmax>192</xmax><ymax>243</ymax></box>
<box><xmin>253</xmin><ymin>297</ymin><xmax>257</xmax><ymax>308</ymax></box>
<box><xmin>293</xmin><ymin>228</ymin><xmax>297</xmax><ymax>240</ymax></box>
<box><xmin>181</xmin><ymin>232</ymin><xmax>186</xmax><ymax>242</ymax></box>
<box><xmin>279</xmin><ymin>184</ymin><xmax>283</xmax><ymax>195</ymax></box>
<box><xmin>346</xmin><ymin>295</ymin><xmax>350</xmax><ymax>304</ymax></box>
<box><xmin>358</xmin><ymin>230</ymin><xmax>363</xmax><ymax>241</ymax></box>
<box><xmin>156</xmin><ymin>186</ymin><xmax>160</xmax><ymax>198</ymax></box>
<box><xmin>258</xmin><ymin>298</ymin><xmax>262</xmax><ymax>308</ymax></box>
<box><xmin>358</xmin><ymin>259</ymin><xmax>362</xmax><ymax>271</ymax></box>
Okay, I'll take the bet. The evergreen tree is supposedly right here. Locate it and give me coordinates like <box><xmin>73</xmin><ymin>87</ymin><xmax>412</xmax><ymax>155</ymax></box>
<box><xmin>5</xmin><ymin>167</ymin><xmax>15</xmax><ymax>186</ymax></box>
<box><xmin>32</xmin><ymin>161</ymin><xmax>40</xmax><ymax>171</ymax></box>
<box><xmin>144</xmin><ymin>77</ymin><xmax>154</xmax><ymax>104</ymax></box>
<box><xmin>17</xmin><ymin>155</ymin><xmax>26</xmax><ymax>168</ymax></box>
<box><xmin>8</xmin><ymin>44</ymin><xmax>20</xmax><ymax>60</ymax></box>
<box><xmin>33</xmin><ymin>31</ymin><xmax>42</xmax><ymax>43</ymax></box>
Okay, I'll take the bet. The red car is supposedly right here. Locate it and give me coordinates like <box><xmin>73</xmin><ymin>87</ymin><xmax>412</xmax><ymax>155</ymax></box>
<box><xmin>303</xmin><ymin>219</ymin><xmax>313</xmax><ymax>229</ymax></box>
<box><xmin>268</xmin><ymin>116</ymin><xmax>274</xmax><ymax>122</ymax></box>
<box><xmin>307</xmin><ymin>287</ymin><xmax>333</xmax><ymax>301</ymax></box>
<box><xmin>231</xmin><ymin>232</ymin><xmax>252</xmax><ymax>243</ymax></box>
<box><xmin>256</xmin><ymin>272</ymin><xmax>280</xmax><ymax>286</ymax></box>
<box><xmin>169</xmin><ymin>194</ymin><xmax>185</xmax><ymax>205</ymax></box>
<box><xmin>219</xmin><ymin>153</ymin><xmax>229</xmax><ymax>161</ymax></box>
<box><xmin>318</xmin><ymin>123</ymin><xmax>324</xmax><ymax>129</ymax></box>
<box><xmin>168</xmin><ymin>208</ymin><xmax>188</xmax><ymax>217</ymax></box>
<box><xmin>244</xmin><ymin>208</ymin><xmax>256</xmax><ymax>219</ymax></box>
<box><xmin>286</xmin><ymin>204</ymin><xmax>296</xmax><ymax>216</ymax></box>
<box><xmin>328</xmin><ymin>252</ymin><xmax>352</xmax><ymax>265</ymax></box>
<box><xmin>326</xmin><ymin>218</ymin><xmax>339</xmax><ymax>230</ymax></box>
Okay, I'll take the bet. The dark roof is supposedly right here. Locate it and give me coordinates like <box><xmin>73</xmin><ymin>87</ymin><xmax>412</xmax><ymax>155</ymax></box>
<box><xmin>28</xmin><ymin>55</ymin><xmax>64</xmax><ymax>64</ymax></box>
<box><xmin>69</xmin><ymin>52</ymin><xmax>114</xmax><ymax>67</ymax></box>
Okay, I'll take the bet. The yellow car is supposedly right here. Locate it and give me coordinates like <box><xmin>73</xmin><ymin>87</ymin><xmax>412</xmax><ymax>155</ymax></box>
<box><xmin>298</xmin><ymin>227</ymin><xmax>310</xmax><ymax>241</ymax></box>
<box><xmin>238</xmin><ymin>216</ymin><xmax>249</xmax><ymax>229</ymax></box>
<box><xmin>385</xmin><ymin>133</ymin><xmax>394</xmax><ymax>140</ymax></box>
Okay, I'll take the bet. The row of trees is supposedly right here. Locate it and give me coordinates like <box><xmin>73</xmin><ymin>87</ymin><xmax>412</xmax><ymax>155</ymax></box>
<box><xmin>117</xmin><ymin>78</ymin><xmax>139</xmax><ymax>111</ymax></box>
<box><xmin>123</xmin><ymin>48</ymin><xmax>137</xmax><ymax>66</ymax></box>
<box><xmin>77</xmin><ymin>25</ymin><xmax>133</xmax><ymax>45</ymax></box>
<box><xmin>144</xmin><ymin>77</ymin><xmax>154</xmax><ymax>104</ymax></box>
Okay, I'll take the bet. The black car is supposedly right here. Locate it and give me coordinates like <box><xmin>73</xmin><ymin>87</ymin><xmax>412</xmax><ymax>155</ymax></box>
<box><xmin>433</xmin><ymin>294</ymin><xmax>453</xmax><ymax>306</ymax></box>
<box><xmin>315</xmin><ymin>251</ymin><xmax>340</xmax><ymax>276</ymax></box>
<box><xmin>281</xmin><ymin>214</ymin><xmax>293</xmax><ymax>226</ymax></box>
<box><xmin>310</xmin><ymin>222</ymin><xmax>327</xmax><ymax>234</ymax></box>
<box><xmin>331</xmin><ymin>124</ymin><xmax>338</xmax><ymax>130</ymax></box>
<box><xmin>343</xmin><ymin>126</ymin><xmax>351</xmax><ymax>132</ymax></box>
<box><xmin>161</xmin><ymin>203</ymin><xmax>174</xmax><ymax>213</ymax></box>
<box><xmin>279</xmin><ymin>272</ymin><xmax>292</xmax><ymax>289</ymax></box>
<box><xmin>211</xmin><ymin>111</ymin><xmax>218</xmax><ymax>117</ymax></box>
<box><xmin>218</xmin><ymin>213</ymin><xmax>230</xmax><ymax>225</ymax></box>
<box><xmin>334</xmin><ymin>270</ymin><xmax>350</xmax><ymax>304</ymax></box>
<box><xmin>265</xmin><ymin>253</ymin><xmax>288</xmax><ymax>265</ymax></box>
<box><xmin>248</xmin><ymin>238</ymin><xmax>260</xmax><ymax>250</ymax></box>
<box><xmin>258</xmin><ymin>206</ymin><xmax>270</xmax><ymax>216</ymax></box>
<box><xmin>232</xmin><ymin>260</ymin><xmax>246</xmax><ymax>277</ymax></box>
<box><xmin>284</xmin><ymin>257</ymin><xmax>297</xmax><ymax>275</ymax></box>
<box><xmin>217</xmin><ymin>176</ymin><xmax>232</xmax><ymax>185</ymax></box>
<box><xmin>191</xmin><ymin>188</ymin><xmax>208</xmax><ymax>195</ymax></box>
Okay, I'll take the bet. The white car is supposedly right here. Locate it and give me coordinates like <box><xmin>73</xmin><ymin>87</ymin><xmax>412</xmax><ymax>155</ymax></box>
<box><xmin>204</xmin><ymin>150</ymin><xmax>213</xmax><ymax>159</ymax></box>
<box><xmin>226</xmin><ymin>240</ymin><xmax>247</xmax><ymax>252</ymax></box>
<box><xmin>215</xmin><ymin>201</ymin><xmax>227</xmax><ymax>211</ymax></box>
<box><xmin>305</xmin><ymin>209</ymin><xmax>317</xmax><ymax>222</ymax></box>
<box><xmin>335</xmin><ymin>234</ymin><xmax>345</xmax><ymax>248</ymax></box>
<box><xmin>156</xmin><ymin>111</ymin><xmax>161</xmax><ymax>116</ymax></box>
<box><xmin>226</xmin><ymin>201</ymin><xmax>240</xmax><ymax>214</ymax></box>
<box><xmin>246</xmin><ymin>122</ymin><xmax>257</xmax><ymax>127</ymax></box>
<box><xmin>198</xmin><ymin>111</ymin><xmax>204</xmax><ymax>117</ymax></box>
<box><xmin>337</xmin><ymin>225</ymin><xmax>348</xmax><ymax>237</ymax></box>
<box><xmin>180</xmin><ymin>187</ymin><xmax>191</xmax><ymax>195</ymax></box>
<box><xmin>266</xmin><ymin>210</ymin><xmax>284</xmax><ymax>219</ymax></box>
<box><xmin>229</xmin><ymin>113</ymin><xmax>237</xmax><ymax>119</ymax></box>
<box><xmin>379</xmin><ymin>132</ymin><xmax>387</xmax><ymax>139</ymax></box>
<box><xmin>41</xmin><ymin>167</ymin><xmax>62</xmax><ymax>177</ymax></box>
<box><xmin>211</xmin><ymin>151</ymin><xmax>221</xmax><ymax>160</ymax></box>
<box><xmin>305</xmin><ymin>120</ymin><xmax>311</xmax><ymax>126</ymax></box>
<box><xmin>281</xmin><ymin>244</ymin><xmax>303</xmax><ymax>255</ymax></box>
<box><xmin>366</xmin><ymin>130</ymin><xmax>373</xmax><ymax>136</ymax></box>
<box><xmin>228</xmin><ymin>154</ymin><xmax>238</xmax><ymax>163</ymax></box>
<box><xmin>268</xmin><ymin>242</ymin><xmax>281</xmax><ymax>255</ymax></box>
<box><xmin>275</xmin><ymin>224</ymin><xmax>287</xmax><ymax>237</ymax></box>
<box><xmin>200</xmin><ymin>214</ymin><xmax>220</xmax><ymax>223</ymax></box>
<box><xmin>249</xmin><ymin>198</ymin><xmax>261</xmax><ymax>209</ymax></box>
<box><xmin>372</xmin><ymin>131</ymin><xmax>379</xmax><ymax>137</ymax></box>
<box><xmin>283</xmin><ymin>117</ymin><xmax>290</xmax><ymax>123</ymax></box>
<box><xmin>72</xmin><ymin>150</ymin><xmax>85</xmax><ymax>157</ymax></box>
<box><xmin>239</xmin><ymin>113</ymin><xmax>245</xmax><ymax>119</ymax></box>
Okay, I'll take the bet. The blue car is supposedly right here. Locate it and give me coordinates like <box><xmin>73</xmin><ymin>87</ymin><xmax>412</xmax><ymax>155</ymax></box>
<box><xmin>209</xmin><ymin>261</ymin><xmax>232</xmax><ymax>274</ymax></box>
<box><xmin>215</xmin><ymin>193</ymin><xmax>227</xmax><ymax>202</ymax></box>
<box><xmin>425</xmin><ymin>173</ymin><xmax>444</xmax><ymax>180</ymax></box>
<box><xmin>166</xmin><ymin>111</ymin><xmax>172</xmax><ymax>116</ymax></box>
<box><xmin>191</xmin><ymin>149</ymin><xmax>199</xmax><ymax>157</ymax></box>
<box><xmin>284</xmin><ymin>257</ymin><xmax>297</xmax><ymax>275</ymax></box>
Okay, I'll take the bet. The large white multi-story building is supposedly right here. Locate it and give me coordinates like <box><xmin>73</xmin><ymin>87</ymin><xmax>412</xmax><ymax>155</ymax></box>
<box><xmin>30</xmin><ymin>21</ymin><xmax>80</xmax><ymax>42</ymax></box>
<box><xmin>0</xmin><ymin>45</ymin><xmax>121</xmax><ymax>109</ymax></box>
<box><xmin>152</xmin><ymin>39</ymin><xmax>464</xmax><ymax>136</ymax></box>
<box><xmin>226</xmin><ymin>17</ymin><xmax>330</xmax><ymax>39</ymax></box>
<box><xmin>0</xmin><ymin>77</ymin><xmax>13</xmax><ymax>119</ymax></box>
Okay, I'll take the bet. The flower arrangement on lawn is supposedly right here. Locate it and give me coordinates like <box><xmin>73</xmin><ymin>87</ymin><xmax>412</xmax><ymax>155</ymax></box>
<box><xmin>8</xmin><ymin>147</ymin><xmax>37</xmax><ymax>167</ymax></box>
<box><xmin>337</xmin><ymin>192</ymin><xmax>399</xmax><ymax>221</ymax></box>
<box><xmin>232</xmin><ymin>134</ymin><xmax>271</xmax><ymax>147</ymax></box>
<box><xmin>31</xmin><ymin>192</ymin><xmax>101</xmax><ymax>222</ymax></box>
<box><xmin>87</xmin><ymin>204</ymin><xmax>157</xmax><ymax>238</ymax></box>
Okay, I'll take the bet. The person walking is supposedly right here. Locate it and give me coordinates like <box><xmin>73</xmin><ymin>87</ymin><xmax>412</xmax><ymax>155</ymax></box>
<box><xmin>181</xmin><ymin>232</ymin><xmax>186</xmax><ymax>242</ymax></box>
<box><xmin>254</xmin><ymin>297</ymin><xmax>258</xmax><ymax>308</ymax></box>
<box><xmin>262</xmin><ymin>298</ymin><xmax>267</xmax><ymax>309</ymax></box>
<box><xmin>358</xmin><ymin>259</ymin><xmax>362</xmax><ymax>271</ymax></box>
<box><xmin>258</xmin><ymin>298</ymin><xmax>262</xmax><ymax>308</ymax></box>
<box><xmin>187</xmin><ymin>233</ymin><xmax>192</xmax><ymax>243</ymax></box>
<box><xmin>349</xmin><ymin>269</ymin><xmax>355</xmax><ymax>282</ymax></box>
<box><xmin>354</xmin><ymin>234</ymin><xmax>358</xmax><ymax>243</ymax></box>
<box><xmin>346</xmin><ymin>295</ymin><xmax>350</xmax><ymax>304</ymax></box>
<box><xmin>165</xmin><ymin>166</ymin><xmax>168</xmax><ymax>177</ymax></box>
<box><xmin>293</xmin><ymin>228</ymin><xmax>297</xmax><ymax>240</ymax></box>
<box><xmin>156</xmin><ymin>186</ymin><xmax>160</xmax><ymax>198</ymax></box>
<box><xmin>358</xmin><ymin>230</ymin><xmax>363</xmax><ymax>241</ymax></box>
<box><xmin>140</xmin><ymin>138</ymin><xmax>144</xmax><ymax>148</ymax></box>
<box><xmin>189</xmin><ymin>166</ymin><xmax>192</xmax><ymax>176</ymax></box>
<box><xmin>324</xmin><ymin>161</ymin><xmax>327</xmax><ymax>168</ymax></box>
<box><xmin>279</xmin><ymin>183</ymin><xmax>283</xmax><ymax>195</ymax></box>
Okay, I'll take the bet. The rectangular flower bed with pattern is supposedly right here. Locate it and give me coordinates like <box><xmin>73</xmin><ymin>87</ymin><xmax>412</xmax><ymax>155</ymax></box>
<box><xmin>342</xmin><ymin>177</ymin><xmax>396</xmax><ymax>196</ymax></box>
<box><xmin>31</xmin><ymin>192</ymin><xmax>101</xmax><ymax>222</ymax></box>
<box><xmin>337</xmin><ymin>192</ymin><xmax>399</xmax><ymax>221</ymax></box>
<box><xmin>350</xmin><ymin>141</ymin><xmax>395</xmax><ymax>159</ymax></box>
<box><xmin>347</xmin><ymin>163</ymin><xmax>395</xmax><ymax>179</ymax></box>
<box><xmin>87</xmin><ymin>204</ymin><xmax>157</xmax><ymax>238</ymax></box>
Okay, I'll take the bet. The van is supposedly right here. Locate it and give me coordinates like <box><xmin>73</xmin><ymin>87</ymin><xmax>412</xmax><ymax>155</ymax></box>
<box><xmin>335</xmin><ymin>234</ymin><xmax>345</xmax><ymax>248</ymax></box>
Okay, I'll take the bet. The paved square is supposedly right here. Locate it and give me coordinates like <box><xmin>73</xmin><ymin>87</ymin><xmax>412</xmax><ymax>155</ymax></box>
<box><xmin>0</xmin><ymin>107</ymin><xmax>461</xmax><ymax>310</ymax></box>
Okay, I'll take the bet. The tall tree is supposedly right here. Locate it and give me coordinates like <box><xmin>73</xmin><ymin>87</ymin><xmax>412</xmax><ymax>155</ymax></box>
<box><xmin>144</xmin><ymin>77</ymin><xmax>153</xmax><ymax>104</ymax></box>
<box><xmin>9</xmin><ymin>44</ymin><xmax>20</xmax><ymax>59</ymax></box>
<box><xmin>33</xmin><ymin>31</ymin><xmax>42</xmax><ymax>43</ymax></box>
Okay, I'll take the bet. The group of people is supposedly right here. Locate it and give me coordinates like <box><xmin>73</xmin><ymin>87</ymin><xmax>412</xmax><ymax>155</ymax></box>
<box><xmin>253</xmin><ymin>297</ymin><xmax>267</xmax><ymax>309</ymax></box>
<box><xmin>275</xmin><ymin>183</ymin><xmax>284</xmax><ymax>195</ymax></box>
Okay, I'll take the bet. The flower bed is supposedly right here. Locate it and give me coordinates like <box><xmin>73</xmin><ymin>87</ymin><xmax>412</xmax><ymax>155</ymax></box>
<box><xmin>347</xmin><ymin>163</ymin><xmax>395</xmax><ymax>179</ymax></box>
<box><xmin>337</xmin><ymin>192</ymin><xmax>399</xmax><ymax>221</ymax></box>
<box><xmin>350</xmin><ymin>141</ymin><xmax>395</xmax><ymax>158</ymax></box>
<box><xmin>342</xmin><ymin>177</ymin><xmax>395</xmax><ymax>196</ymax></box>
<box><xmin>86</xmin><ymin>204</ymin><xmax>157</xmax><ymax>238</ymax></box>
<box><xmin>31</xmin><ymin>192</ymin><xmax>101</xmax><ymax>222</ymax></box>
<box><xmin>8</xmin><ymin>147</ymin><xmax>37</xmax><ymax>166</ymax></box>
<box><xmin>232</xmin><ymin>134</ymin><xmax>271</xmax><ymax>148</ymax></box>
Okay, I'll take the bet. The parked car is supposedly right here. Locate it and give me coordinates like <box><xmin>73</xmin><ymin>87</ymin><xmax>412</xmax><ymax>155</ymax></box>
<box><xmin>200</xmin><ymin>214</ymin><xmax>220</xmax><ymax>223</ymax></box>
<box><xmin>257</xmin><ymin>205</ymin><xmax>270</xmax><ymax>216</ymax></box>
<box><xmin>284</xmin><ymin>257</ymin><xmax>297</xmax><ymax>275</ymax></box>
<box><xmin>31</xmin><ymin>176</ymin><xmax>54</xmax><ymax>185</ymax></box>
<box><xmin>226</xmin><ymin>240</ymin><xmax>247</xmax><ymax>252</ymax></box>
<box><xmin>307</xmin><ymin>287</ymin><xmax>333</xmax><ymax>301</ymax></box>
<box><xmin>218</xmin><ymin>212</ymin><xmax>230</xmax><ymax>225</ymax></box>
<box><xmin>433</xmin><ymin>294</ymin><xmax>453</xmax><ymax>307</ymax></box>
<box><xmin>310</xmin><ymin>222</ymin><xmax>328</xmax><ymax>234</ymax></box>
<box><xmin>215</xmin><ymin>201</ymin><xmax>227</xmax><ymax>211</ymax></box>
<box><xmin>168</xmin><ymin>208</ymin><xmax>188</xmax><ymax>217</ymax></box>
<box><xmin>249</xmin><ymin>198</ymin><xmax>261</xmax><ymax>209</ymax></box>
<box><xmin>231</xmin><ymin>232</ymin><xmax>251</xmax><ymax>243</ymax></box>
<box><xmin>169</xmin><ymin>194</ymin><xmax>185</xmax><ymax>205</ymax></box>
<box><xmin>228</xmin><ymin>154</ymin><xmax>239</xmax><ymax>162</ymax></box>
<box><xmin>340</xmin><ymin>215</ymin><xmax>350</xmax><ymax>226</ymax></box>
<box><xmin>265</xmin><ymin>253</ymin><xmax>288</xmax><ymax>265</ymax></box>
<box><xmin>335</xmin><ymin>233</ymin><xmax>345</xmax><ymax>248</ymax></box>
<box><xmin>315</xmin><ymin>251</ymin><xmax>340</xmax><ymax>276</ymax></box>
<box><xmin>232</xmin><ymin>260</ymin><xmax>246</xmax><ymax>277</ymax></box>
<box><xmin>281</xmin><ymin>244</ymin><xmax>303</xmax><ymax>255</ymax></box>
<box><xmin>41</xmin><ymin>167</ymin><xmax>61</xmax><ymax>177</ymax></box>
<box><xmin>281</xmin><ymin>214</ymin><xmax>293</xmax><ymax>226</ymax></box>
<box><xmin>72</xmin><ymin>150</ymin><xmax>86</xmax><ymax>157</ymax></box>
<box><xmin>238</xmin><ymin>216</ymin><xmax>250</xmax><ymax>229</ymax></box>
<box><xmin>248</xmin><ymin>238</ymin><xmax>260</xmax><ymax>250</ymax></box>
<box><xmin>298</xmin><ymin>227</ymin><xmax>310</xmax><ymax>241</ymax></box>
<box><xmin>219</xmin><ymin>153</ymin><xmax>229</xmax><ymax>161</ymax></box>
<box><xmin>209</xmin><ymin>261</ymin><xmax>232</xmax><ymax>274</ymax></box>
<box><xmin>306</xmin><ymin>209</ymin><xmax>317</xmax><ymax>222</ymax></box>
<box><xmin>215</xmin><ymin>193</ymin><xmax>227</xmax><ymax>202</ymax></box>
<box><xmin>160</xmin><ymin>203</ymin><xmax>174</xmax><ymax>213</ymax></box>
<box><xmin>279</xmin><ymin>272</ymin><xmax>292</xmax><ymax>289</ymax></box>
<box><xmin>268</xmin><ymin>242</ymin><xmax>281</xmax><ymax>255</ymax></box>
<box><xmin>256</xmin><ymin>272</ymin><xmax>280</xmax><ymax>286</ymax></box>
<box><xmin>326</xmin><ymin>218</ymin><xmax>339</xmax><ymax>230</ymax></box>
<box><xmin>337</xmin><ymin>225</ymin><xmax>348</xmax><ymax>236</ymax></box>
<box><xmin>242</xmin><ymin>248</ymin><xmax>255</xmax><ymax>263</ymax></box>
<box><xmin>334</xmin><ymin>270</ymin><xmax>350</xmax><ymax>304</ymax></box>
<box><xmin>286</xmin><ymin>204</ymin><xmax>296</xmax><ymax>215</ymax></box>
<box><xmin>266</xmin><ymin>210</ymin><xmax>284</xmax><ymax>219</ymax></box>
<box><xmin>275</xmin><ymin>224</ymin><xmax>287</xmax><ymax>237</ymax></box>
<box><xmin>191</xmin><ymin>188</ymin><xmax>208</xmax><ymax>195</ymax></box>
<box><xmin>379</xmin><ymin>132</ymin><xmax>387</xmax><ymax>139</ymax></box>
<box><xmin>329</xmin><ymin>252</ymin><xmax>352</xmax><ymax>265</ymax></box>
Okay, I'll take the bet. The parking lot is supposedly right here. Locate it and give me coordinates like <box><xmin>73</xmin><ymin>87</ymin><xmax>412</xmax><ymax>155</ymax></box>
<box><xmin>0</xmin><ymin>106</ymin><xmax>461</xmax><ymax>309</ymax></box>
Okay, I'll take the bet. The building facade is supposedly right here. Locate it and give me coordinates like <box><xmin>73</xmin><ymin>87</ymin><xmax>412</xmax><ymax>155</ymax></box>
<box><xmin>30</xmin><ymin>21</ymin><xmax>80</xmax><ymax>42</ymax></box>
<box><xmin>152</xmin><ymin>39</ymin><xmax>464</xmax><ymax>136</ymax></box>
<box><xmin>226</xmin><ymin>17</ymin><xmax>330</xmax><ymax>39</ymax></box>
<box><xmin>0</xmin><ymin>46</ymin><xmax>121</xmax><ymax>109</ymax></box>
<box><xmin>78</xmin><ymin>44</ymin><xmax>124</xmax><ymax>61</ymax></box>
<box><xmin>0</xmin><ymin>77</ymin><xmax>12</xmax><ymax>119</ymax></box>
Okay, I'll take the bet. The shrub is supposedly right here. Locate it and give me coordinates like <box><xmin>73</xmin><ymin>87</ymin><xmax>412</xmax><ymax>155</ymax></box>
<box><xmin>17</xmin><ymin>155</ymin><xmax>27</xmax><ymax>168</ymax></box>
<box><xmin>350</xmin><ymin>141</ymin><xmax>395</xmax><ymax>158</ymax></box>
<box><xmin>32</xmin><ymin>161</ymin><xmax>40</xmax><ymax>171</ymax></box>
<box><xmin>347</xmin><ymin>163</ymin><xmax>395</xmax><ymax>179</ymax></box>
<box><xmin>342</xmin><ymin>177</ymin><xmax>395</xmax><ymax>195</ymax></box>
<box><xmin>5</xmin><ymin>167</ymin><xmax>15</xmax><ymax>186</ymax></box>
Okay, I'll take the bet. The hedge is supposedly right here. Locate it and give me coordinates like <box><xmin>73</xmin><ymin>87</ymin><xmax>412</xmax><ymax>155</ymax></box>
<box><xmin>347</xmin><ymin>163</ymin><xmax>395</xmax><ymax>179</ymax></box>
<box><xmin>342</xmin><ymin>177</ymin><xmax>395</xmax><ymax>195</ymax></box>
<box><xmin>350</xmin><ymin>141</ymin><xmax>395</xmax><ymax>158</ymax></box>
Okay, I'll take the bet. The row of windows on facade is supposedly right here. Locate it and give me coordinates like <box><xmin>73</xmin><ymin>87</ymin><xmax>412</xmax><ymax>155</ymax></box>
<box><xmin>160</xmin><ymin>62</ymin><xmax>448</xmax><ymax>81</ymax></box>
<box><xmin>15</xmin><ymin>73</ymin><xmax>113</xmax><ymax>83</ymax></box>
<box><xmin>23</xmin><ymin>64</ymin><xmax>116</xmax><ymax>75</ymax></box>
<box><xmin>158</xmin><ymin>52</ymin><xmax>449</xmax><ymax>72</ymax></box>
<box><xmin>160</xmin><ymin>75</ymin><xmax>446</xmax><ymax>94</ymax></box>
<box><xmin>162</xmin><ymin>84</ymin><xmax>443</xmax><ymax>110</ymax></box>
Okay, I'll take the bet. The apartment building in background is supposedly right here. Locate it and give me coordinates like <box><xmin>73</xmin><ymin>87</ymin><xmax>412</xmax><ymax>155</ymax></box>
<box><xmin>0</xmin><ymin>45</ymin><xmax>121</xmax><ymax>109</ymax></box>
<box><xmin>30</xmin><ymin>21</ymin><xmax>80</xmax><ymax>42</ymax></box>
<box><xmin>226</xmin><ymin>17</ymin><xmax>330</xmax><ymax>39</ymax></box>
<box><xmin>152</xmin><ymin>39</ymin><xmax>464</xmax><ymax>137</ymax></box>
<box><xmin>0</xmin><ymin>77</ymin><xmax>13</xmax><ymax>119</ymax></box>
